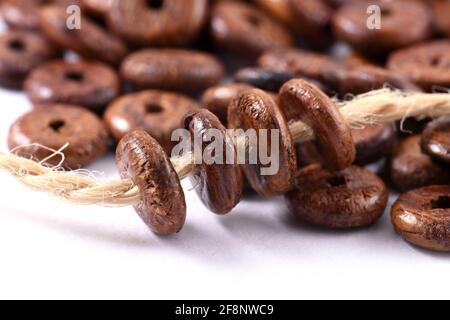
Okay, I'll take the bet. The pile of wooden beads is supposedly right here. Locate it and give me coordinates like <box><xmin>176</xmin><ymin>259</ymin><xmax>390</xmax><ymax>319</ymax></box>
<box><xmin>0</xmin><ymin>0</ymin><xmax>450</xmax><ymax>252</ymax></box>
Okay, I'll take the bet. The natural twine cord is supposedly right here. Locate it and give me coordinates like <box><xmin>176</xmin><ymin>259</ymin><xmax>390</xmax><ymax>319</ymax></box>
<box><xmin>1</xmin><ymin>88</ymin><xmax>450</xmax><ymax>207</ymax></box>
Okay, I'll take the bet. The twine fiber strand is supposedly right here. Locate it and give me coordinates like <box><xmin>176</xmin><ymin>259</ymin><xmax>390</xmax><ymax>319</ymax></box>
<box><xmin>0</xmin><ymin>89</ymin><xmax>449</xmax><ymax>207</ymax></box>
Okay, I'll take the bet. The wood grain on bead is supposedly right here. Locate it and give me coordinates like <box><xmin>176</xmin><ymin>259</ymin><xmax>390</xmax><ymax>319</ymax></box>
<box><xmin>39</xmin><ymin>5</ymin><xmax>128</xmax><ymax>65</ymax></box>
<box><xmin>390</xmin><ymin>135</ymin><xmax>450</xmax><ymax>192</ymax></box>
<box><xmin>421</xmin><ymin>116</ymin><xmax>450</xmax><ymax>164</ymax></box>
<box><xmin>387</xmin><ymin>40</ymin><xmax>450</xmax><ymax>91</ymax></box>
<box><xmin>391</xmin><ymin>185</ymin><xmax>450</xmax><ymax>252</ymax></box>
<box><xmin>116</xmin><ymin>130</ymin><xmax>186</xmax><ymax>236</ymax></box>
<box><xmin>184</xmin><ymin>110</ymin><xmax>243</xmax><ymax>215</ymax></box>
<box><xmin>104</xmin><ymin>90</ymin><xmax>200</xmax><ymax>154</ymax></box>
<box><xmin>8</xmin><ymin>104</ymin><xmax>108</xmax><ymax>169</ymax></box>
<box><xmin>286</xmin><ymin>164</ymin><xmax>388</xmax><ymax>229</ymax></box>
<box><xmin>0</xmin><ymin>30</ymin><xmax>58</xmax><ymax>89</ymax></box>
<box><xmin>107</xmin><ymin>0</ymin><xmax>208</xmax><ymax>46</ymax></box>
<box><xmin>279</xmin><ymin>79</ymin><xmax>355</xmax><ymax>170</ymax></box>
<box><xmin>228</xmin><ymin>88</ymin><xmax>297</xmax><ymax>197</ymax></box>
<box><xmin>25</xmin><ymin>60</ymin><xmax>120</xmax><ymax>112</ymax></box>
<box><xmin>332</xmin><ymin>0</ymin><xmax>432</xmax><ymax>56</ymax></box>
<box><xmin>121</xmin><ymin>49</ymin><xmax>224</xmax><ymax>93</ymax></box>
<box><xmin>211</xmin><ymin>0</ymin><xmax>293</xmax><ymax>58</ymax></box>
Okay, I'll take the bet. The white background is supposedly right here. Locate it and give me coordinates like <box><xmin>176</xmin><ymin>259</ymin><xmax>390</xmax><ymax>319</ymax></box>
<box><xmin>0</xmin><ymin>27</ymin><xmax>449</xmax><ymax>302</ymax></box>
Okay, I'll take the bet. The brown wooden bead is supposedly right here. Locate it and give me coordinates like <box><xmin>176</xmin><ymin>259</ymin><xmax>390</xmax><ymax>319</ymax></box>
<box><xmin>391</xmin><ymin>185</ymin><xmax>450</xmax><ymax>252</ymax></box>
<box><xmin>387</xmin><ymin>40</ymin><xmax>450</xmax><ymax>91</ymax></box>
<box><xmin>116</xmin><ymin>130</ymin><xmax>186</xmax><ymax>236</ymax></box>
<box><xmin>201</xmin><ymin>83</ymin><xmax>253</xmax><ymax>126</ymax></box>
<box><xmin>104</xmin><ymin>90</ymin><xmax>200</xmax><ymax>154</ymax></box>
<box><xmin>25</xmin><ymin>60</ymin><xmax>120</xmax><ymax>112</ymax></box>
<box><xmin>228</xmin><ymin>88</ymin><xmax>297</xmax><ymax>197</ymax></box>
<box><xmin>421</xmin><ymin>116</ymin><xmax>450</xmax><ymax>164</ymax></box>
<box><xmin>332</xmin><ymin>0</ymin><xmax>432</xmax><ymax>56</ymax></box>
<box><xmin>0</xmin><ymin>30</ymin><xmax>58</xmax><ymax>89</ymax></box>
<box><xmin>184</xmin><ymin>110</ymin><xmax>243</xmax><ymax>214</ymax></box>
<box><xmin>211</xmin><ymin>1</ymin><xmax>293</xmax><ymax>58</ymax></box>
<box><xmin>8</xmin><ymin>104</ymin><xmax>108</xmax><ymax>169</ymax></box>
<box><xmin>352</xmin><ymin>124</ymin><xmax>396</xmax><ymax>165</ymax></box>
<box><xmin>121</xmin><ymin>49</ymin><xmax>224</xmax><ymax>94</ymax></box>
<box><xmin>280</xmin><ymin>79</ymin><xmax>355</xmax><ymax>170</ymax></box>
<box><xmin>286</xmin><ymin>164</ymin><xmax>388</xmax><ymax>229</ymax></box>
<box><xmin>336</xmin><ymin>65</ymin><xmax>421</xmax><ymax>95</ymax></box>
<box><xmin>390</xmin><ymin>135</ymin><xmax>450</xmax><ymax>192</ymax></box>
<box><xmin>0</xmin><ymin>0</ymin><xmax>79</xmax><ymax>30</ymax></box>
<box><xmin>234</xmin><ymin>68</ymin><xmax>297</xmax><ymax>92</ymax></box>
<box><xmin>39</xmin><ymin>5</ymin><xmax>128</xmax><ymax>65</ymax></box>
<box><xmin>107</xmin><ymin>0</ymin><xmax>208</xmax><ymax>46</ymax></box>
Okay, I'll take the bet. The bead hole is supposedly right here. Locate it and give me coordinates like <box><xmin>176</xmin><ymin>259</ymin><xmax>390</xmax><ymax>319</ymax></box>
<box><xmin>8</xmin><ymin>39</ymin><xmax>25</xmax><ymax>51</ymax></box>
<box><xmin>145</xmin><ymin>103</ymin><xmax>164</xmax><ymax>114</ymax></box>
<box><xmin>65</xmin><ymin>71</ymin><xmax>84</xmax><ymax>82</ymax></box>
<box><xmin>381</xmin><ymin>7</ymin><xmax>392</xmax><ymax>16</ymax></box>
<box><xmin>327</xmin><ymin>176</ymin><xmax>346</xmax><ymax>187</ymax></box>
<box><xmin>49</xmin><ymin>120</ymin><xmax>65</xmax><ymax>132</ymax></box>
<box><xmin>146</xmin><ymin>0</ymin><xmax>164</xmax><ymax>9</ymax></box>
<box><xmin>431</xmin><ymin>56</ymin><xmax>442</xmax><ymax>67</ymax></box>
<box><xmin>431</xmin><ymin>196</ymin><xmax>450</xmax><ymax>210</ymax></box>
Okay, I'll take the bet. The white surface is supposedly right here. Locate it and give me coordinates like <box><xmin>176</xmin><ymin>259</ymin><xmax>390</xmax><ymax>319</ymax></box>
<box><xmin>1</xmin><ymin>88</ymin><xmax>450</xmax><ymax>300</ymax></box>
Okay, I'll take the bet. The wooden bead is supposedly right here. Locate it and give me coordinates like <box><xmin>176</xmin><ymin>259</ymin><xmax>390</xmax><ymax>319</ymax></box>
<box><xmin>184</xmin><ymin>110</ymin><xmax>243</xmax><ymax>214</ymax></box>
<box><xmin>201</xmin><ymin>83</ymin><xmax>253</xmax><ymax>126</ymax></box>
<box><xmin>388</xmin><ymin>40</ymin><xmax>450</xmax><ymax>91</ymax></box>
<box><xmin>286</xmin><ymin>164</ymin><xmax>388</xmax><ymax>229</ymax></box>
<box><xmin>25</xmin><ymin>60</ymin><xmax>120</xmax><ymax>112</ymax></box>
<box><xmin>332</xmin><ymin>0</ymin><xmax>432</xmax><ymax>56</ymax></box>
<box><xmin>211</xmin><ymin>1</ymin><xmax>294</xmax><ymax>58</ymax></box>
<box><xmin>104</xmin><ymin>90</ymin><xmax>200</xmax><ymax>154</ymax></box>
<box><xmin>352</xmin><ymin>124</ymin><xmax>397</xmax><ymax>165</ymax></box>
<box><xmin>121</xmin><ymin>49</ymin><xmax>224</xmax><ymax>94</ymax></box>
<box><xmin>228</xmin><ymin>88</ymin><xmax>297</xmax><ymax>197</ymax></box>
<box><xmin>0</xmin><ymin>30</ymin><xmax>58</xmax><ymax>89</ymax></box>
<box><xmin>8</xmin><ymin>104</ymin><xmax>108</xmax><ymax>169</ymax></box>
<box><xmin>391</xmin><ymin>185</ymin><xmax>450</xmax><ymax>252</ymax></box>
<box><xmin>116</xmin><ymin>130</ymin><xmax>186</xmax><ymax>236</ymax></box>
<box><xmin>107</xmin><ymin>0</ymin><xmax>208</xmax><ymax>46</ymax></box>
<box><xmin>421</xmin><ymin>116</ymin><xmax>450</xmax><ymax>164</ymax></box>
<box><xmin>39</xmin><ymin>5</ymin><xmax>128</xmax><ymax>65</ymax></box>
<box><xmin>280</xmin><ymin>79</ymin><xmax>356</xmax><ymax>170</ymax></box>
<box><xmin>390</xmin><ymin>135</ymin><xmax>450</xmax><ymax>192</ymax></box>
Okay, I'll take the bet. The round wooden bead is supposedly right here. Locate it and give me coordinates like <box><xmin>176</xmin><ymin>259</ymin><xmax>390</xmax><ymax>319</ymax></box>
<box><xmin>201</xmin><ymin>83</ymin><xmax>253</xmax><ymax>126</ymax></box>
<box><xmin>352</xmin><ymin>124</ymin><xmax>396</xmax><ymax>165</ymax></box>
<box><xmin>121</xmin><ymin>49</ymin><xmax>224</xmax><ymax>94</ymax></box>
<box><xmin>25</xmin><ymin>60</ymin><xmax>120</xmax><ymax>112</ymax></box>
<box><xmin>8</xmin><ymin>104</ymin><xmax>108</xmax><ymax>169</ymax></box>
<box><xmin>104</xmin><ymin>90</ymin><xmax>200</xmax><ymax>154</ymax></box>
<box><xmin>332</xmin><ymin>0</ymin><xmax>432</xmax><ymax>56</ymax></box>
<box><xmin>228</xmin><ymin>88</ymin><xmax>297</xmax><ymax>197</ymax></box>
<box><xmin>116</xmin><ymin>130</ymin><xmax>186</xmax><ymax>236</ymax></box>
<box><xmin>286</xmin><ymin>164</ymin><xmax>388</xmax><ymax>229</ymax></box>
<box><xmin>390</xmin><ymin>135</ymin><xmax>450</xmax><ymax>192</ymax></box>
<box><xmin>391</xmin><ymin>185</ymin><xmax>450</xmax><ymax>252</ymax></box>
<box><xmin>421</xmin><ymin>116</ymin><xmax>450</xmax><ymax>164</ymax></box>
<box><xmin>388</xmin><ymin>40</ymin><xmax>450</xmax><ymax>91</ymax></box>
<box><xmin>279</xmin><ymin>79</ymin><xmax>356</xmax><ymax>171</ymax></box>
<box><xmin>211</xmin><ymin>1</ymin><xmax>294</xmax><ymax>58</ymax></box>
<box><xmin>0</xmin><ymin>30</ymin><xmax>58</xmax><ymax>89</ymax></box>
<box><xmin>39</xmin><ymin>5</ymin><xmax>128</xmax><ymax>65</ymax></box>
<box><xmin>1</xmin><ymin>0</ymin><xmax>79</xmax><ymax>30</ymax></box>
<box><xmin>184</xmin><ymin>109</ymin><xmax>243</xmax><ymax>214</ymax></box>
<box><xmin>107</xmin><ymin>0</ymin><xmax>208</xmax><ymax>46</ymax></box>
